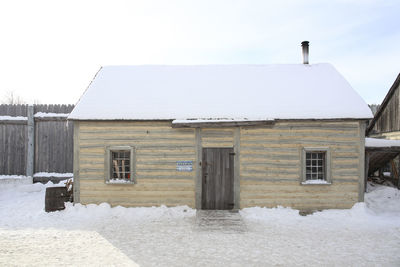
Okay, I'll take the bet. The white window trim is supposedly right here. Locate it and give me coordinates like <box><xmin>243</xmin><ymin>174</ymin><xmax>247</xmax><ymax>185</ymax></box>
<box><xmin>105</xmin><ymin>146</ymin><xmax>136</xmax><ymax>184</ymax></box>
<box><xmin>301</xmin><ymin>147</ymin><xmax>332</xmax><ymax>185</ymax></box>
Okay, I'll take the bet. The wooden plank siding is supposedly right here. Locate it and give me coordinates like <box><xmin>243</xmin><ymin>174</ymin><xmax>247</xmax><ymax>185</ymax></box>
<box><xmin>77</xmin><ymin>121</ymin><xmax>196</xmax><ymax>207</ymax></box>
<box><xmin>34</xmin><ymin>120</ymin><xmax>74</xmax><ymax>173</ymax></box>
<box><xmin>368</xmin><ymin>74</ymin><xmax>400</xmax><ymax>135</ymax></box>
<box><xmin>76</xmin><ymin>120</ymin><xmax>364</xmax><ymax>210</ymax></box>
<box><xmin>239</xmin><ymin>121</ymin><xmax>362</xmax><ymax>210</ymax></box>
<box><xmin>0</xmin><ymin>104</ymin><xmax>74</xmax><ymax>176</ymax></box>
<box><xmin>0</xmin><ymin>123</ymin><xmax>27</xmax><ymax>175</ymax></box>
<box><xmin>371</xmin><ymin>87</ymin><xmax>399</xmax><ymax>133</ymax></box>
<box><xmin>0</xmin><ymin>104</ymin><xmax>29</xmax><ymax>175</ymax></box>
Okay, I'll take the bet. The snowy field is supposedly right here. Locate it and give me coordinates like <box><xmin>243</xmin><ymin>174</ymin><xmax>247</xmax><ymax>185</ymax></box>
<box><xmin>1</xmin><ymin>182</ymin><xmax>400</xmax><ymax>266</ymax></box>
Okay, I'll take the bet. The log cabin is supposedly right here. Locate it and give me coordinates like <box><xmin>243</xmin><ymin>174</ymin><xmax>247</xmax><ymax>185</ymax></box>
<box><xmin>69</xmin><ymin>47</ymin><xmax>373</xmax><ymax>211</ymax></box>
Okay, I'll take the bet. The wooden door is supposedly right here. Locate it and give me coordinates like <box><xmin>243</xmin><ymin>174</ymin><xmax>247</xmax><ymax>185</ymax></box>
<box><xmin>202</xmin><ymin>148</ymin><xmax>234</xmax><ymax>210</ymax></box>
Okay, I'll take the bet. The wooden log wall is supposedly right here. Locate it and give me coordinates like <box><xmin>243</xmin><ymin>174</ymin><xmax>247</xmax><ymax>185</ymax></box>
<box><xmin>201</xmin><ymin>128</ymin><xmax>234</xmax><ymax>147</ymax></box>
<box><xmin>76</xmin><ymin>121</ymin><xmax>196</xmax><ymax>207</ymax></box>
<box><xmin>240</xmin><ymin>121</ymin><xmax>362</xmax><ymax>210</ymax></box>
<box><xmin>76</xmin><ymin>120</ymin><xmax>364</xmax><ymax>210</ymax></box>
<box><xmin>0</xmin><ymin>104</ymin><xmax>74</xmax><ymax>176</ymax></box>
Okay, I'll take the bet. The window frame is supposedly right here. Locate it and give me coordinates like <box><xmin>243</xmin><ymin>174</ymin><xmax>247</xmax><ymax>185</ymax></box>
<box><xmin>301</xmin><ymin>147</ymin><xmax>331</xmax><ymax>185</ymax></box>
<box><xmin>105</xmin><ymin>146</ymin><xmax>136</xmax><ymax>184</ymax></box>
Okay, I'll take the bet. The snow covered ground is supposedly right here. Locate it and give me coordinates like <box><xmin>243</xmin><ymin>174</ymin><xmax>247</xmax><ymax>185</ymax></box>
<box><xmin>0</xmin><ymin>181</ymin><xmax>399</xmax><ymax>266</ymax></box>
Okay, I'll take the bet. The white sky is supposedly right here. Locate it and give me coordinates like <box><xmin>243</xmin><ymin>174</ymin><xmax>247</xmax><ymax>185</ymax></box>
<box><xmin>0</xmin><ymin>0</ymin><xmax>399</xmax><ymax>105</ymax></box>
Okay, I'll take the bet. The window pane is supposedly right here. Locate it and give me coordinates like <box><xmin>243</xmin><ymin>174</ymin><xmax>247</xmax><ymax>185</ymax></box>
<box><xmin>111</xmin><ymin>150</ymin><xmax>131</xmax><ymax>180</ymax></box>
<box><xmin>305</xmin><ymin>151</ymin><xmax>326</xmax><ymax>181</ymax></box>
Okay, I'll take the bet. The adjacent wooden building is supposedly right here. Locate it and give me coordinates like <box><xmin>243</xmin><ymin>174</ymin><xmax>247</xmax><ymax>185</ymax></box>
<box><xmin>367</xmin><ymin>73</ymin><xmax>400</xmax><ymax>139</ymax></box>
<box><xmin>366</xmin><ymin>73</ymin><xmax>400</xmax><ymax>186</ymax></box>
<box><xmin>69</xmin><ymin>64</ymin><xmax>372</xmax><ymax>211</ymax></box>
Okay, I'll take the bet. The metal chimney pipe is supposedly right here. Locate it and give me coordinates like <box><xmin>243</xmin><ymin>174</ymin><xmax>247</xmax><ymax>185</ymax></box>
<box><xmin>301</xmin><ymin>41</ymin><xmax>309</xmax><ymax>64</ymax></box>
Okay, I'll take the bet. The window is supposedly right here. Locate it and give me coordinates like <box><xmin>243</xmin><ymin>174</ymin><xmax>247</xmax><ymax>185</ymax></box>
<box><xmin>306</xmin><ymin>152</ymin><xmax>325</xmax><ymax>180</ymax></box>
<box><xmin>302</xmin><ymin>147</ymin><xmax>331</xmax><ymax>185</ymax></box>
<box><xmin>105</xmin><ymin>146</ymin><xmax>135</xmax><ymax>184</ymax></box>
<box><xmin>112</xmin><ymin>151</ymin><xmax>131</xmax><ymax>179</ymax></box>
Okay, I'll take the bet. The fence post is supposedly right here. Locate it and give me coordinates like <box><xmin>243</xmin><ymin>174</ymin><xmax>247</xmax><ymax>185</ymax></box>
<box><xmin>26</xmin><ymin>105</ymin><xmax>34</xmax><ymax>178</ymax></box>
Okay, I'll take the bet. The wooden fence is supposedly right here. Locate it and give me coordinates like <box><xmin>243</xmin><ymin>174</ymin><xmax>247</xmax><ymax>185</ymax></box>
<box><xmin>0</xmin><ymin>104</ymin><xmax>74</xmax><ymax>180</ymax></box>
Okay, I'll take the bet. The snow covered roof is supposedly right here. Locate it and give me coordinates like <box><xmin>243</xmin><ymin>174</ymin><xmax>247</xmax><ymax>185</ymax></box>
<box><xmin>365</xmin><ymin>138</ymin><xmax>400</xmax><ymax>148</ymax></box>
<box><xmin>68</xmin><ymin>64</ymin><xmax>373</xmax><ymax>121</ymax></box>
